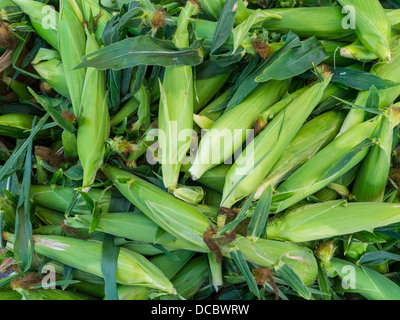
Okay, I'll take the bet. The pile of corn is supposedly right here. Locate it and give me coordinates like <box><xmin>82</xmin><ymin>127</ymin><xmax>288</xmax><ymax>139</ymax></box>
<box><xmin>2</xmin><ymin>0</ymin><xmax>400</xmax><ymax>301</ymax></box>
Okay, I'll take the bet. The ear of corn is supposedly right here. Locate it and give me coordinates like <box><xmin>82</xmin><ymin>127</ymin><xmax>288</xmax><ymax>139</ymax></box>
<box><xmin>274</xmin><ymin>116</ymin><xmax>382</xmax><ymax>212</ymax></box>
<box><xmin>158</xmin><ymin>1</ymin><xmax>200</xmax><ymax>192</ymax></box>
<box><xmin>30</xmin><ymin>185</ymin><xmax>111</xmax><ymax>214</ymax></box>
<box><xmin>222</xmin><ymin>70</ymin><xmax>333</xmax><ymax>208</ymax></box>
<box><xmin>58</xmin><ymin>0</ymin><xmax>86</xmax><ymax>117</ymax></box>
<box><xmin>259</xmin><ymin>7</ymin><xmax>355</xmax><ymax>39</ymax></box>
<box><xmin>255</xmin><ymin>110</ymin><xmax>345</xmax><ymax>200</ymax></box>
<box><xmin>0</xmin><ymin>114</ymin><xmax>49</xmax><ymax>139</ymax></box>
<box><xmin>64</xmin><ymin>212</ymin><xmax>209</xmax><ymax>252</ymax></box>
<box><xmin>340</xmin><ymin>39</ymin><xmax>379</xmax><ymax>62</ymax></box>
<box><xmin>330</xmin><ymin>258</ymin><xmax>400</xmax><ymax>300</ymax></box>
<box><xmin>267</xmin><ymin>200</ymin><xmax>400</xmax><ymax>243</ymax></box>
<box><xmin>197</xmin><ymin>88</ymin><xmax>232</xmax><ymax>123</ymax></box>
<box><xmin>234</xmin><ymin>236</ymin><xmax>318</xmax><ymax>286</ymax></box>
<box><xmin>102</xmin><ymin>165</ymin><xmax>213</xmax><ymax>250</ymax></box>
<box><xmin>194</xmin><ymin>71</ymin><xmax>231</xmax><ymax>113</ymax></box>
<box><xmin>34</xmin><ymin>205</ymin><xmax>65</xmax><ymax>226</ymax></box>
<box><xmin>2</xmin><ymin>232</ymin><xmax>176</xmax><ymax>294</ymax></box>
<box><xmin>62</xmin><ymin>130</ymin><xmax>78</xmax><ymax>158</ymax></box>
<box><xmin>12</xmin><ymin>0</ymin><xmax>59</xmax><ymax>49</ymax></box>
<box><xmin>80</xmin><ymin>0</ymin><xmax>113</xmax><ymax>44</ymax></box>
<box><xmin>190</xmin><ymin>80</ymin><xmax>290</xmax><ymax>180</ymax></box>
<box><xmin>110</xmin><ymin>98</ymin><xmax>140</xmax><ymax>127</ymax></box>
<box><xmin>31</xmin><ymin>48</ymin><xmax>70</xmax><ymax>97</ymax></box>
<box><xmin>77</xmin><ymin>28</ymin><xmax>110</xmax><ymax>187</ymax></box>
<box><xmin>337</xmin><ymin>0</ymin><xmax>391</xmax><ymax>62</ymax></box>
<box><xmin>352</xmin><ymin>106</ymin><xmax>400</xmax><ymax>202</ymax></box>
<box><xmin>339</xmin><ymin>36</ymin><xmax>400</xmax><ymax>134</ymax></box>
<box><xmin>162</xmin><ymin>255</ymin><xmax>209</xmax><ymax>300</ymax></box>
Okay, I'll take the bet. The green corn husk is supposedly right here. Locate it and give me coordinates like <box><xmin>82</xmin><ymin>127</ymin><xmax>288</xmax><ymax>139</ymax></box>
<box><xmin>340</xmin><ymin>39</ymin><xmax>379</xmax><ymax>62</ymax></box>
<box><xmin>58</xmin><ymin>0</ymin><xmax>86</xmax><ymax>117</ymax></box>
<box><xmin>173</xmin><ymin>185</ymin><xmax>204</xmax><ymax>205</ymax></box>
<box><xmin>337</xmin><ymin>0</ymin><xmax>391</xmax><ymax>62</ymax></box>
<box><xmin>267</xmin><ymin>200</ymin><xmax>400</xmax><ymax>243</ymax></box>
<box><xmin>339</xmin><ymin>36</ymin><xmax>400</xmax><ymax>134</ymax></box>
<box><xmin>233</xmin><ymin>236</ymin><xmax>318</xmax><ymax>286</ymax></box>
<box><xmin>321</xmin><ymin>40</ymin><xmax>355</xmax><ymax>67</ymax></box>
<box><xmin>0</xmin><ymin>113</ymin><xmax>49</xmax><ymax>139</ymax></box>
<box><xmin>122</xmin><ymin>242</ymin><xmax>181</xmax><ymax>256</ymax></box>
<box><xmin>2</xmin><ymin>232</ymin><xmax>176</xmax><ymax>294</ymax></box>
<box><xmin>162</xmin><ymin>255</ymin><xmax>209</xmax><ymax>300</ymax></box>
<box><xmin>273</xmin><ymin>116</ymin><xmax>382</xmax><ymax>212</ymax></box>
<box><xmin>65</xmin><ymin>212</ymin><xmax>209</xmax><ymax>253</ymax></box>
<box><xmin>31</xmin><ymin>48</ymin><xmax>70</xmax><ymax>98</ymax></box>
<box><xmin>196</xmin><ymin>88</ymin><xmax>231</xmax><ymax>124</ymax></box>
<box><xmin>127</xmin><ymin>121</ymin><xmax>158</xmax><ymax>168</ymax></box>
<box><xmin>190</xmin><ymin>80</ymin><xmax>290</xmax><ymax>180</ymax></box>
<box><xmin>0</xmin><ymin>194</ymin><xmax>16</xmax><ymax>230</ymax></box>
<box><xmin>80</xmin><ymin>0</ymin><xmax>113</xmax><ymax>44</ymax></box>
<box><xmin>62</xmin><ymin>130</ymin><xmax>78</xmax><ymax>158</ymax></box>
<box><xmin>158</xmin><ymin>1</ymin><xmax>200</xmax><ymax>192</ymax></box>
<box><xmin>35</xmin><ymin>205</ymin><xmax>65</xmax><ymax>226</ymax></box>
<box><xmin>331</xmin><ymin>258</ymin><xmax>400</xmax><ymax>300</ymax></box>
<box><xmin>0</xmin><ymin>289</ymin><xmax>22</xmax><ymax>300</ymax></box>
<box><xmin>314</xmin><ymin>166</ymin><xmax>359</xmax><ymax>201</ymax></box>
<box><xmin>194</xmin><ymin>72</ymin><xmax>231</xmax><ymax>114</ymax></box>
<box><xmin>254</xmin><ymin>85</ymin><xmax>311</xmax><ymax>129</ymax></box>
<box><xmin>254</xmin><ymin>110</ymin><xmax>345</xmax><ymax>200</ymax></box>
<box><xmin>352</xmin><ymin>106</ymin><xmax>400</xmax><ymax>202</ymax></box>
<box><xmin>30</xmin><ymin>185</ymin><xmax>111</xmax><ymax>214</ymax></box>
<box><xmin>195</xmin><ymin>0</ymin><xmax>225</xmax><ymax>20</ymax></box>
<box><xmin>0</xmin><ymin>4</ymin><xmax>23</xmax><ymax>23</ymax></box>
<box><xmin>110</xmin><ymin>98</ymin><xmax>140</xmax><ymax>127</ymax></box>
<box><xmin>102</xmin><ymin>165</ymin><xmax>318</xmax><ymax>285</ymax></box>
<box><xmin>17</xmin><ymin>288</ymin><xmax>97</xmax><ymax>300</ymax></box>
<box><xmin>2</xmin><ymin>77</ymin><xmax>31</xmax><ymax>100</ymax></box>
<box><xmin>12</xmin><ymin>0</ymin><xmax>59</xmax><ymax>49</ymax></box>
<box><xmin>258</xmin><ymin>7</ymin><xmax>355</xmax><ymax>39</ymax></box>
<box><xmin>102</xmin><ymin>165</ymin><xmax>213</xmax><ymax>250</ymax></box>
<box><xmin>77</xmin><ymin>29</ymin><xmax>110</xmax><ymax>187</ymax></box>
<box><xmin>222</xmin><ymin>71</ymin><xmax>332</xmax><ymax>208</ymax></box>
<box><xmin>192</xmin><ymin>164</ymin><xmax>231</xmax><ymax>193</ymax></box>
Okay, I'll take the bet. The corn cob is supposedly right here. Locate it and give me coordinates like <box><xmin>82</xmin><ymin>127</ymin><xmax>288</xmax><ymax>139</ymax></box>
<box><xmin>190</xmin><ymin>80</ymin><xmax>290</xmax><ymax>180</ymax></box>
<box><xmin>273</xmin><ymin>115</ymin><xmax>382</xmax><ymax>212</ymax></box>
<box><xmin>77</xmin><ymin>27</ymin><xmax>110</xmax><ymax>187</ymax></box>
<box><xmin>330</xmin><ymin>258</ymin><xmax>400</xmax><ymax>300</ymax></box>
<box><xmin>158</xmin><ymin>0</ymin><xmax>200</xmax><ymax>192</ymax></box>
<box><xmin>58</xmin><ymin>0</ymin><xmax>86</xmax><ymax>117</ymax></box>
<box><xmin>340</xmin><ymin>39</ymin><xmax>379</xmax><ymax>62</ymax></box>
<box><xmin>102</xmin><ymin>165</ymin><xmax>318</xmax><ymax>285</ymax></box>
<box><xmin>102</xmin><ymin>165</ymin><xmax>213</xmax><ymax>250</ymax></box>
<box><xmin>254</xmin><ymin>110</ymin><xmax>345</xmax><ymax>200</ymax></box>
<box><xmin>62</xmin><ymin>130</ymin><xmax>78</xmax><ymax>158</ymax></box>
<box><xmin>12</xmin><ymin>0</ymin><xmax>59</xmax><ymax>49</ymax></box>
<box><xmin>30</xmin><ymin>185</ymin><xmax>111</xmax><ymax>214</ymax></box>
<box><xmin>65</xmin><ymin>212</ymin><xmax>209</xmax><ymax>253</ymax></box>
<box><xmin>196</xmin><ymin>88</ymin><xmax>231</xmax><ymax>124</ymax></box>
<box><xmin>313</xmin><ymin>166</ymin><xmax>359</xmax><ymax>201</ymax></box>
<box><xmin>352</xmin><ymin>106</ymin><xmax>400</xmax><ymax>202</ymax></box>
<box><xmin>0</xmin><ymin>114</ymin><xmax>40</xmax><ymax>138</ymax></box>
<box><xmin>222</xmin><ymin>68</ymin><xmax>333</xmax><ymax>208</ymax></box>
<box><xmin>31</xmin><ymin>48</ymin><xmax>70</xmax><ymax>98</ymax></box>
<box><xmin>2</xmin><ymin>232</ymin><xmax>176</xmax><ymax>294</ymax></box>
<box><xmin>110</xmin><ymin>98</ymin><xmax>140</xmax><ymax>127</ymax></box>
<box><xmin>162</xmin><ymin>255</ymin><xmax>209</xmax><ymax>300</ymax></box>
<box><xmin>267</xmin><ymin>200</ymin><xmax>400</xmax><ymax>243</ymax></box>
<box><xmin>339</xmin><ymin>36</ymin><xmax>400</xmax><ymax>134</ymax></box>
<box><xmin>80</xmin><ymin>0</ymin><xmax>113</xmax><ymax>44</ymax></box>
<box><xmin>337</xmin><ymin>0</ymin><xmax>391</xmax><ymax>62</ymax></box>
<box><xmin>35</xmin><ymin>205</ymin><xmax>65</xmax><ymax>226</ymax></box>
<box><xmin>194</xmin><ymin>71</ymin><xmax>231</xmax><ymax>113</ymax></box>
